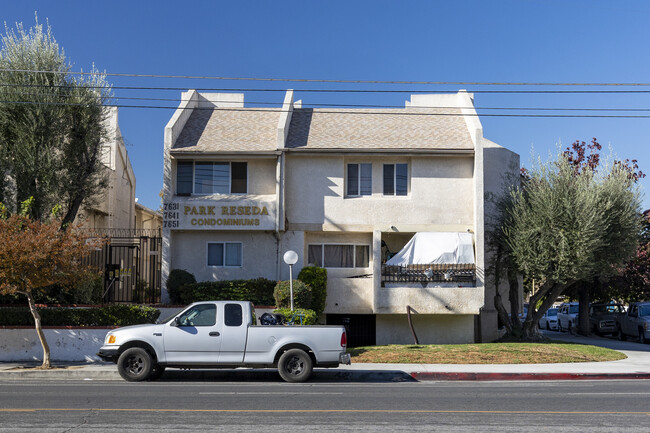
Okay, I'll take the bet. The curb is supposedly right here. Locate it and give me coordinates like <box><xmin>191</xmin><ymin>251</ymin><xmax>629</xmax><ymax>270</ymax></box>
<box><xmin>410</xmin><ymin>372</ymin><xmax>650</xmax><ymax>381</ymax></box>
<box><xmin>3</xmin><ymin>367</ymin><xmax>650</xmax><ymax>382</ymax></box>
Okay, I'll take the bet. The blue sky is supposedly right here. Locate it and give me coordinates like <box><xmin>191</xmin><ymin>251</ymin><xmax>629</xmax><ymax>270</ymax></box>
<box><xmin>3</xmin><ymin>0</ymin><xmax>650</xmax><ymax>210</ymax></box>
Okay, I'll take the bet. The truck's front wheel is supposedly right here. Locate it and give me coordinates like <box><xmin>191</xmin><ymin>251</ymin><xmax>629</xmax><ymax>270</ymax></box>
<box><xmin>117</xmin><ymin>347</ymin><xmax>153</xmax><ymax>382</ymax></box>
<box><xmin>278</xmin><ymin>349</ymin><xmax>313</xmax><ymax>383</ymax></box>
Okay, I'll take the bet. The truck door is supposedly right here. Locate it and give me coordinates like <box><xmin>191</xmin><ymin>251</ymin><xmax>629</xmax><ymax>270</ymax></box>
<box><xmin>218</xmin><ymin>302</ymin><xmax>247</xmax><ymax>364</ymax></box>
<box><xmin>163</xmin><ymin>303</ymin><xmax>222</xmax><ymax>363</ymax></box>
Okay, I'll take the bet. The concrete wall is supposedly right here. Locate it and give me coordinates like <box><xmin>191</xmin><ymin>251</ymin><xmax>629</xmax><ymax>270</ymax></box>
<box><xmin>376</xmin><ymin>314</ymin><xmax>475</xmax><ymax>345</ymax></box>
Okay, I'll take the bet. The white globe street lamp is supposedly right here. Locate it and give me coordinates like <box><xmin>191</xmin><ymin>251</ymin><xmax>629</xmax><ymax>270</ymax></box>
<box><xmin>283</xmin><ymin>250</ymin><xmax>299</xmax><ymax>311</ymax></box>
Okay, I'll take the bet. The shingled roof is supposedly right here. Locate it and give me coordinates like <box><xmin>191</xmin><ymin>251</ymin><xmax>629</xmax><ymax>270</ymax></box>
<box><xmin>171</xmin><ymin>103</ymin><xmax>474</xmax><ymax>153</ymax></box>
<box><xmin>172</xmin><ymin>108</ymin><xmax>279</xmax><ymax>152</ymax></box>
<box><xmin>285</xmin><ymin>107</ymin><xmax>473</xmax><ymax>150</ymax></box>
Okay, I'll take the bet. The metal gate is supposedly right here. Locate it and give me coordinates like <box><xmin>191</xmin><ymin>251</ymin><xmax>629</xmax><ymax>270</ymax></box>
<box><xmin>81</xmin><ymin>229</ymin><xmax>162</xmax><ymax>304</ymax></box>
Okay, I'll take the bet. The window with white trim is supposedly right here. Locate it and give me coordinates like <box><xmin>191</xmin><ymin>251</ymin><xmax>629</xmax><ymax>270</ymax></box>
<box><xmin>207</xmin><ymin>242</ymin><xmax>242</xmax><ymax>267</ymax></box>
<box><xmin>383</xmin><ymin>163</ymin><xmax>408</xmax><ymax>196</ymax></box>
<box><xmin>346</xmin><ymin>163</ymin><xmax>372</xmax><ymax>196</ymax></box>
<box><xmin>307</xmin><ymin>244</ymin><xmax>370</xmax><ymax>268</ymax></box>
<box><xmin>176</xmin><ymin>161</ymin><xmax>247</xmax><ymax>195</ymax></box>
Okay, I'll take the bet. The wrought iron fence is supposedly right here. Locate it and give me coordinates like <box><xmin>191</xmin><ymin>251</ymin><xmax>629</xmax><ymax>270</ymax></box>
<box><xmin>79</xmin><ymin>228</ymin><xmax>162</xmax><ymax>304</ymax></box>
<box><xmin>381</xmin><ymin>263</ymin><xmax>476</xmax><ymax>284</ymax></box>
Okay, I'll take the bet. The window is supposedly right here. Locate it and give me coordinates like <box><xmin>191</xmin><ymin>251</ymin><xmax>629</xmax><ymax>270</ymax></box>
<box><xmin>383</xmin><ymin>163</ymin><xmax>408</xmax><ymax>196</ymax></box>
<box><xmin>208</xmin><ymin>242</ymin><xmax>242</xmax><ymax>267</ymax></box>
<box><xmin>308</xmin><ymin>244</ymin><xmax>370</xmax><ymax>268</ymax></box>
<box><xmin>177</xmin><ymin>304</ymin><xmax>216</xmax><ymax>327</ymax></box>
<box><xmin>225</xmin><ymin>303</ymin><xmax>243</xmax><ymax>326</ymax></box>
<box><xmin>347</xmin><ymin>163</ymin><xmax>372</xmax><ymax>196</ymax></box>
<box><xmin>176</xmin><ymin>161</ymin><xmax>247</xmax><ymax>195</ymax></box>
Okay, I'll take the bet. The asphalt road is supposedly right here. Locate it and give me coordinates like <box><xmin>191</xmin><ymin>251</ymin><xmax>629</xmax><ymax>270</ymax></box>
<box><xmin>2</xmin><ymin>379</ymin><xmax>650</xmax><ymax>432</ymax></box>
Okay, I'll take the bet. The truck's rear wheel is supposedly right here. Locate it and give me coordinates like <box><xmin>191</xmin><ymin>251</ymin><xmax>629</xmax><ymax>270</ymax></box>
<box><xmin>278</xmin><ymin>349</ymin><xmax>313</xmax><ymax>383</ymax></box>
<box><xmin>117</xmin><ymin>347</ymin><xmax>153</xmax><ymax>382</ymax></box>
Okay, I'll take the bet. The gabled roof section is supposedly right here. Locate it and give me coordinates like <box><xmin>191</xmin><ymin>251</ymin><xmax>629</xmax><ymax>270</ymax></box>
<box><xmin>172</xmin><ymin>108</ymin><xmax>280</xmax><ymax>153</ymax></box>
<box><xmin>285</xmin><ymin>106</ymin><xmax>473</xmax><ymax>150</ymax></box>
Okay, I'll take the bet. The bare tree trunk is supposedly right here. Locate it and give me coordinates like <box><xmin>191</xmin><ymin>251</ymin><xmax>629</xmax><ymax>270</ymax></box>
<box><xmin>522</xmin><ymin>282</ymin><xmax>567</xmax><ymax>341</ymax></box>
<box><xmin>492</xmin><ymin>250</ymin><xmax>512</xmax><ymax>333</ymax></box>
<box><xmin>20</xmin><ymin>290</ymin><xmax>51</xmax><ymax>369</ymax></box>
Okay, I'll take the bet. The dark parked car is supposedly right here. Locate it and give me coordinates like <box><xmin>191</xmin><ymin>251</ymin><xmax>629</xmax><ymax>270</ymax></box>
<box><xmin>589</xmin><ymin>303</ymin><xmax>624</xmax><ymax>335</ymax></box>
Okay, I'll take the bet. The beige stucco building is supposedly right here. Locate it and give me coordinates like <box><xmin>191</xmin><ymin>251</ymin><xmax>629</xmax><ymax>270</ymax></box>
<box><xmin>76</xmin><ymin>107</ymin><xmax>136</xmax><ymax>230</ymax></box>
<box><xmin>162</xmin><ymin>90</ymin><xmax>519</xmax><ymax>344</ymax></box>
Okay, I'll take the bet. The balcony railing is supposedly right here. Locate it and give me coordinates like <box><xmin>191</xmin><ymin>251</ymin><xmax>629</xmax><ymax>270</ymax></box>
<box><xmin>381</xmin><ymin>263</ymin><xmax>476</xmax><ymax>285</ymax></box>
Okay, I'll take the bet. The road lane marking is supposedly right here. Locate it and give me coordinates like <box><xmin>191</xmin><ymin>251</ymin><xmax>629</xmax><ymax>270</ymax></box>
<box><xmin>1</xmin><ymin>408</ymin><xmax>649</xmax><ymax>415</ymax></box>
<box><xmin>199</xmin><ymin>392</ymin><xmax>343</xmax><ymax>395</ymax></box>
<box><xmin>568</xmin><ymin>392</ymin><xmax>650</xmax><ymax>395</ymax></box>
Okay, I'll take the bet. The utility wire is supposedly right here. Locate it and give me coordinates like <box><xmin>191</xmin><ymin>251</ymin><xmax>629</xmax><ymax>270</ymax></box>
<box><xmin>2</xmin><ymin>68</ymin><xmax>650</xmax><ymax>87</ymax></box>
<box><xmin>5</xmin><ymin>83</ymin><xmax>650</xmax><ymax>94</ymax></box>
<box><xmin>3</xmin><ymin>90</ymin><xmax>650</xmax><ymax>112</ymax></box>
<box><xmin>3</xmin><ymin>99</ymin><xmax>650</xmax><ymax>118</ymax></box>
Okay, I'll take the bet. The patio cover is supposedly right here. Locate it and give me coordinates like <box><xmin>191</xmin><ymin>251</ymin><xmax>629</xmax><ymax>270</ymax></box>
<box><xmin>385</xmin><ymin>232</ymin><xmax>475</xmax><ymax>266</ymax></box>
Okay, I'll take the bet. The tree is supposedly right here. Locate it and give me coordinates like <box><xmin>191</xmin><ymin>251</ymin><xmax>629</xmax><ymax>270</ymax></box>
<box><xmin>562</xmin><ymin>139</ymin><xmax>645</xmax><ymax>336</ymax></box>
<box><xmin>0</xmin><ymin>16</ymin><xmax>111</xmax><ymax>225</ymax></box>
<box><xmin>501</xmin><ymin>151</ymin><xmax>641</xmax><ymax>340</ymax></box>
<box><xmin>0</xmin><ymin>201</ymin><xmax>101</xmax><ymax>368</ymax></box>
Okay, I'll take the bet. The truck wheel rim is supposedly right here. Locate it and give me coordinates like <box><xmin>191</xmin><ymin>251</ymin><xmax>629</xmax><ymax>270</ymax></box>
<box><xmin>287</xmin><ymin>356</ymin><xmax>304</xmax><ymax>375</ymax></box>
<box><xmin>126</xmin><ymin>355</ymin><xmax>144</xmax><ymax>375</ymax></box>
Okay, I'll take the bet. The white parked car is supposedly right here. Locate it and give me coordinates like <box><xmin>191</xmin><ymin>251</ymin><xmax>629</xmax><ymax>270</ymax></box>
<box><xmin>538</xmin><ymin>307</ymin><xmax>559</xmax><ymax>331</ymax></box>
<box><xmin>557</xmin><ymin>302</ymin><xmax>579</xmax><ymax>333</ymax></box>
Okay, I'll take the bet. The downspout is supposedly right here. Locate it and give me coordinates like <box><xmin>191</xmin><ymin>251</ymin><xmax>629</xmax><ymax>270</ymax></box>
<box><xmin>275</xmin><ymin>90</ymin><xmax>294</xmax><ymax>281</ymax></box>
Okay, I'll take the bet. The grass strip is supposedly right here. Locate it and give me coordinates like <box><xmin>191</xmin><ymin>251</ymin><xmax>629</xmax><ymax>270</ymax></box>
<box><xmin>348</xmin><ymin>342</ymin><xmax>626</xmax><ymax>364</ymax></box>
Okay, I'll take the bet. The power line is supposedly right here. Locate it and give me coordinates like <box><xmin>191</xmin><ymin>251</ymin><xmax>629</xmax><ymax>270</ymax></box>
<box><xmin>3</xmin><ymin>99</ymin><xmax>650</xmax><ymax>118</ymax></box>
<box><xmin>2</xmin><ymin>68</ymin><xmax>650</xmax><ymax>87</ymax></box>
<box><xmin>4</xmin><ymin>82</ymin><xmax>650</xmax><ymax>94</ymax></box>
<box><xmin>4</xmin><ymin>89</ymin><xmax>650</xmax><ymax>112</ymax></box>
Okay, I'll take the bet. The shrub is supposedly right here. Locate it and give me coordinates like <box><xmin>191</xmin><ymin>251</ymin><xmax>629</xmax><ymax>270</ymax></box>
<box><xmin>167</xmin><ymin>269</ymin><xmax>196</xmax><ymax>304</ymax></box>
<box><xmin>273</xmin><ymin>308</ymin><xmax>317</xmax><ymax>325</ymax></box>
<box><xmin>298</xmin><ymin>265</ymin><xmax>327</xmax><ymax>316</ymax></box>
<box><xmin>273</xmin><ymin>280</ymin><xmax>312</xmax><ymax>310</ymax></box>
<box><xmin>180</xmin><ymin>278</ymin><xmax>276</xmax><ymax>305</ymax></box>
<box><xmin>0</xmin><ymin>304</ymin><xmax>160</xmax><ymax>327</ymax></box>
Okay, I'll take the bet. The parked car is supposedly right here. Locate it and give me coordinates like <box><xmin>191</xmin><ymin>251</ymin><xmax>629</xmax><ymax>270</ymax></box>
<box><xmin>557</xmin><ymin>302</ymin><xmax>579</xmax><ymax>333</ymax></box>
<box><xmin>589</xmin><ymin>303</ymin><xmax>625</xmax><ymax>336</ymax></box>
<box><xmin>98</xmin><ymin>300</ymin><xmax>351</xmax><ymax>382</ymax></box>
<box><xmin>617</xmin><ymin>301</ymin><xmax>650</xmax><ymax>344</ymax></box>
<box><xmin>538</xmin><ymin>308</ymin><xmax>558</xmax><ymax>331</ymax></box>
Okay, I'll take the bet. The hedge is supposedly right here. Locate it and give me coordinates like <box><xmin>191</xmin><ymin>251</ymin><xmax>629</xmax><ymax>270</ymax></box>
<box><xmin>0</xmin><ymin>304</ymin><xmax>160</xmax><ymax>327</ymax></box>
<box><xmin>297</xmin><ymin>265</ymin><xmax>327</xmax><ymax>316</ymax></box>
<box><xmin>167</xmin><ymin>269</ymin><xmax>197</xmax><ymax>304</ymax></box>
<box><xmin>179</xmin><ymin>278</ymin><xmax>276</xmax><ymax>305</ymax></box>
<box><xmin>273</xmin><ymin>280</ymin><xmax>313</xmax><ymax>310</ymax></box>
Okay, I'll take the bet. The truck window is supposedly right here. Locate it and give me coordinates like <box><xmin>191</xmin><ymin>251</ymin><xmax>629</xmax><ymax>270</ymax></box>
<box><xmin>225</xmin><ymin>303</ymin><xmax>243</xmax><ymax>327</ymax></box>
<box><xmin>178</xmin><ymin>304</ymin><xmax>216</xmax><ymax>327</ymax></box>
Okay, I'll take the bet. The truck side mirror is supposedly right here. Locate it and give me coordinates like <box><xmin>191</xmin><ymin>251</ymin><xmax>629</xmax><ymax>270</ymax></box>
<box><xmin>171</xmin><ymin>317</ymin><xmax>180</xmax><ymax>327</ymax></box>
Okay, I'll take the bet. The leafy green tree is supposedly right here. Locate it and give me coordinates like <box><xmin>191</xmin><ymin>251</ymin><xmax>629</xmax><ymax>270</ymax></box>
<box><xmin>501</xmin><ymin>152</ymin><xmax>641</xmax><ymax>340</ymax></box>
<box><xmin>0</xmin><ymin>16</ymin><xmax>111</xmax><ymax>225</ymax></box>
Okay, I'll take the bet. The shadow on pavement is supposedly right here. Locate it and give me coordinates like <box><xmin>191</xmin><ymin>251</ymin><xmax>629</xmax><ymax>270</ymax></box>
<box><xmin>157</xmin><ymin>368</ymin><xmax>416</xmax><ymax>383</ymax></box>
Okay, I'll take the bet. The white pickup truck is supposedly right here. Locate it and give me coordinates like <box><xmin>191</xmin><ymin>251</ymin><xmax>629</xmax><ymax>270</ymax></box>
<box><xmin>98</xmin><ymin>300</ymin><xmax>351</xmax><ymax>382</ymax></box>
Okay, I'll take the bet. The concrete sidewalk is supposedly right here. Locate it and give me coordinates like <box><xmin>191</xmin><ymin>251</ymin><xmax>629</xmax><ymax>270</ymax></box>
<box><xmin>2</xmin><ymin>330</ymin><xmax>650</xmax><ymax>382</ymax></box>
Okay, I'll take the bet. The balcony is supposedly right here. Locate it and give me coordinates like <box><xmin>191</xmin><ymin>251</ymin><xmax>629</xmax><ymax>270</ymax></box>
<box><xmin>381</xmin><ymin>263</ymin><xmax>476</xmax><ymax>286</ymax></box>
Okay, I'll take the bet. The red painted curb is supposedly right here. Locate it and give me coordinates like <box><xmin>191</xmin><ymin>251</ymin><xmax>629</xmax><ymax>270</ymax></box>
<box><xmin>410</xmin><ymin>372</ymin><xmax>650</xmax><ymax>381</ymax></box>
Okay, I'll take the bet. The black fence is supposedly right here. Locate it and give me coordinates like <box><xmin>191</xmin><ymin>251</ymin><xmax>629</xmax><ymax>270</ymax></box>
<box><xmin>80</xmin><ymin>229</ymin><xmax>162</xmax><ymax>304</ymax></box>
<box><xmin>381</xmin><ymin>263</ymin><xmax>476</xmax><ymax>285</ymax></box>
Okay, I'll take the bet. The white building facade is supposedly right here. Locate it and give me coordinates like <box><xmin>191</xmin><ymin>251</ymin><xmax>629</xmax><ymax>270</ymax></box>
<box><xmin>162</xmin><ymin>90</ymin><xmax>519</xmax><ymax>344</ymax></box>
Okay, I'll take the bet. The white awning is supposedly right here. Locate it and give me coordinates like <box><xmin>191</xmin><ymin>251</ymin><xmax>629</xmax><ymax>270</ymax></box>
<box><xmin>385</xmin><ymin>232</ymin><xmax>475</xmax><ymax>266</ymax></box>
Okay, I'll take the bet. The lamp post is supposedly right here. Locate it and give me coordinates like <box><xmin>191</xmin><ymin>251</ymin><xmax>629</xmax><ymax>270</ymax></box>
<box><xmin>283</xmin><ymin>250</ymin><xmax>299</xmax><ymax>311</ymax></box>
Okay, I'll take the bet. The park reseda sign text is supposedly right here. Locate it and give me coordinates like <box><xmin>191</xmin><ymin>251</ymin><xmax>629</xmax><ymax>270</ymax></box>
<box><xmin>163</xmin><ymin>200</ymin><xmax>276</xmax><ymax>230</ymax></box>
